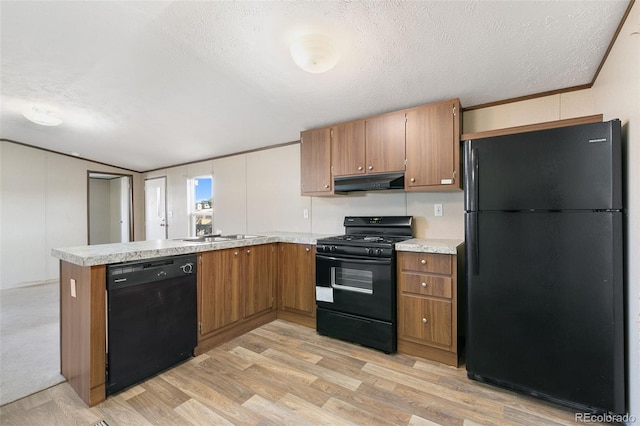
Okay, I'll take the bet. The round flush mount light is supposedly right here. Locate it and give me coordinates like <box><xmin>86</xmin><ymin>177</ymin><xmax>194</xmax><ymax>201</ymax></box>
<box><xmin>23</xmin><ymin>105</ymin><xmax>63</xmax><ymax>126</ymax></box>
<box><xmin>290</xmin><ymin>33</ymin><xmax>340</xmax><ymax>73</ymax></box>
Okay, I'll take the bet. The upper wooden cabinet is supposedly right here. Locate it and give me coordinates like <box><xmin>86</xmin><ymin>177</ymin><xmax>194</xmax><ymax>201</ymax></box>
<box><xmin>300</xmin><ymin>127</ymin><xmax>332</xmax><ymax>195</ymax></box>
<box><xmin>364</xmin><ymin>111</ymin><xmax>407</xmax><ymax>174</ymax></box>
<box><xmin>301</xmin><ymin>98</ymin><xmax>461</xmax><ymax>194</ymax></box>
<box><xmin>331</xmin><ymin>112</ymin><xmax>406</xmax><ymax>177</ymax></box>
<box><xmin>405</xmin><ymin>99</ymin><xmax>461</xmax><ymax>191</ymax></box>
<box><xmin>331</xmin><ymin>120</ymin><xmax>366</xmax><ymax>177</ymax></box>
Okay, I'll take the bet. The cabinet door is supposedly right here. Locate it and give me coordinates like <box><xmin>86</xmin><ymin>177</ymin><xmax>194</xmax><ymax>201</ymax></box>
<box><xmin>199</xmin><ymin>249</ymin><xmax>242</xmax><ymax>336</ymax></box>
<box><xmin>300</xmin><ymin>128</ymin><xmax>332</xmax><ymax>195</ymax></box>
<box><xmin>279</xmin><ymin>244</ymin><xmax>316</xmax><ymax>316</ymax></box>
<box><xmin>331</xmin><ymin>120</ymin><xmax>366</xmax><ymax>177</ymax></box>
<box><xmin>364</xmin><ymin>111</ymin><xmax>406</xmax><ymax>174</ymax></box>
<box><xmin>405</xmin><ymin>99</ymin><xmax>461</xmax><ymax>190</ymax></box>
<box><xmin>399</xmin><ymin>295</ymin><xmax>452</xmax><ymax>347</ymax></box>
<box><xmin>244</xmin><ymin>244</ymin><xmax>276</xmax><ymax>318</ymax></box>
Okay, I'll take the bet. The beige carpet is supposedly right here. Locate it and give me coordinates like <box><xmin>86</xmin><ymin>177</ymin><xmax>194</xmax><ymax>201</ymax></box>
<box><xmin>0</xmin><ymin>281</ymin><xmax>64</xmax><ymax>405</ymax></box>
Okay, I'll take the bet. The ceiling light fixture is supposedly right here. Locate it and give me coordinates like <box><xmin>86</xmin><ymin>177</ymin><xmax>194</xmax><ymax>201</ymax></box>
<box><xmin>290</xmin><ymin>33</ymin><xmax>340</xmax><ymax>73</ymax></box>
<box><xmin>23</xmin><ymin>106</ymin><xmax>63</xmax><ymax>126</ymax></box>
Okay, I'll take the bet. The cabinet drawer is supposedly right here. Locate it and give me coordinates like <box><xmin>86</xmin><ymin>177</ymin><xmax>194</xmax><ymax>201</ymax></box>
<box><xmin>399</xmin><ymin>296</ymin><xmax>452</xmax><ymax>347</ymax></box>
<box><xmin>400</xmin><ymin>273</ymin><xmax>452</xmax><ymax>299</ymax></box>
<box><xmin>398</xmin><ymin>252</ymin><xmax>451</xmax><ymax>275</ymax></box>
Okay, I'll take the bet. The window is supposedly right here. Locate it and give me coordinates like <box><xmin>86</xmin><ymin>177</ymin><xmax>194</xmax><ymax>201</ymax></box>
<box><xmin>189</xmin><ymin>176</ymin><xmax>213</xmax><ymax>236</ymax></box>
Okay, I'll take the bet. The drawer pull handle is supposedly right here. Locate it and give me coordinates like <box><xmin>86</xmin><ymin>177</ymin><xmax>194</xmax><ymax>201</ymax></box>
<box><xmin>421</xmin><ymin>259</ymin><xmax>427</xmax><ymax>265</ymax></box>
<box><xmin>421</xmin><ymin>282</ymin><xmax>427</xmax><ymax>288</ymax></box>
<box><xmin>422</xmin><ymin>317</ymin><xmax>428</xmax><ymax>324</ymax></box>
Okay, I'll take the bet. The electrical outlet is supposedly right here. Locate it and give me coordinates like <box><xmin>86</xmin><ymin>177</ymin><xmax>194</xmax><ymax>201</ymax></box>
<box><xmin>303</xmin><ymin>208</ymin><xmax>309</xmax><ymax>219</ymax></box>
<box><xmin>434</xmin><ymin>204</ymin><xmax>443</xmax><ymax>217</ymax></box>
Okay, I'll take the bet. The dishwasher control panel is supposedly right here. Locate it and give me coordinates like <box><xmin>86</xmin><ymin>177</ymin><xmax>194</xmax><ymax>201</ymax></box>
<box><xmin>107</xmin><ymin>254</ymin><xmax>197</xmax><ymax>290</ymax></box>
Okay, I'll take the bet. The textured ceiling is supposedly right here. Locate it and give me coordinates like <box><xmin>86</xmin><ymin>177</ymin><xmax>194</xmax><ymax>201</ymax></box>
<box><xmin>0</xmin><ymin>0</ymin><xmax>631</xmax><ymax>172</ymax></box>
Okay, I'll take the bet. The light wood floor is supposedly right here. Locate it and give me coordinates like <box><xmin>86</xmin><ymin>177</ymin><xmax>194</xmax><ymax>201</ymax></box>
<box><xmin>0</xmin><ymin>320</ymin><xmax>601</xmax><ymax>425</ymax></box>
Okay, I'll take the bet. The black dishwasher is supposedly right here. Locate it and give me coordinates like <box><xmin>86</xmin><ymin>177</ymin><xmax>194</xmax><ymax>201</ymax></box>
<box><xmin>106</xmin><ymin>254</ymin><xmax>197</xmax><ymax>395</ymax></box>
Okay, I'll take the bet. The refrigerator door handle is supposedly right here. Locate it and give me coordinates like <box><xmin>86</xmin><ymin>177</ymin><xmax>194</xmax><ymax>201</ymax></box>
<box><xmin>466</xmin><ymin>213</ymin><xmax>479</xmax><ymax>274</ymax></box>
<box><xmin>464</xmin><ymin>142</ymin><xmax>479</xmax><ymax>211</ymax></box>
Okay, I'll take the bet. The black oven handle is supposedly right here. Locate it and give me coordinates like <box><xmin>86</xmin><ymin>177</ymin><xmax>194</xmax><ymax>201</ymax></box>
<box><xmin>316</xmin><ymin>253</ymin><xmax>392</xmax><ymax>266</ymax></box>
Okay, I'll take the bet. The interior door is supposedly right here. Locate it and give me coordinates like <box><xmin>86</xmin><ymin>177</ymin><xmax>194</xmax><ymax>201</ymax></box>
<box><xmin>118</xmin><ymin>177</ymin><xmax>131</xmax><ymax>242</ymax></box>
<box><xmin>145</xmin><ymin>177</ymin><xmax>167</xmax><ymax>240</ymax></box>
<box><xmin>88</xmin><ymin>172</ymin><xmax>133</xmax><ymax>244</ymax></box>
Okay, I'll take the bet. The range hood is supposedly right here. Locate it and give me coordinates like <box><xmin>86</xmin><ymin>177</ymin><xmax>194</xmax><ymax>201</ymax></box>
<box><xmin>334</xmin><ymin>172</ymin><xmax>405</xmax><ymax>192</ymax></box>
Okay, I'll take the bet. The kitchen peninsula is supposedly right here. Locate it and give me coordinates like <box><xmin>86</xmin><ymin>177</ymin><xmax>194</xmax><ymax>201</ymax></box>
<box><xmin>52</xmin><ymin>232</ymin><xmax>327</xmax><ymax>407</ymax></box>
<box><xmin>52</xmin><ymin>234</ymin><xmax>463</xmax><ymax>407</ymax></box>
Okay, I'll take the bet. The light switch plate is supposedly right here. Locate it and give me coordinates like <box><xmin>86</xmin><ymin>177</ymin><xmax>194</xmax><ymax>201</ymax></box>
<box><xmin>434</xmin><ymin>204</ymin><xmax>443</xmax><ymax>217</ymax></box>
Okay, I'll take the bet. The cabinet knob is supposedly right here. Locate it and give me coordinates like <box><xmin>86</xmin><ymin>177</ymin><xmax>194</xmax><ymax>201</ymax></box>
<box><xmin>358</xmin><ymin>166</ymin><xmax>363</xmax><ymax>171</ymax></box>
<box><xmin>305</xmin><ymin>247</ymin><xmax>310</xmax><ymax>252</ymax></box>
<box><xmin>422</xmin><ymin>317</ymin><xmax>428</xmax><ymax>324</ymax></box>
<box><xmin>246</xmin><ymin>249</ymin><xmax>251</xmax><ymax>254</ymax></box>
<box><xmin>410</xmin><ymin>178</ymin><xmax>416</xmax><ymax>183</ymax></box>
<box><xmin>324</xmin><ymin>184</ymin><xmax>330</xmax><ymax>189</ymax></box>
<box><xmin>421</xmin><ymin>259</ymin><xmax>427</xmax><ymax>265</ymax></box>
<box><xmin>421</xmin><ymin>282</ymin><xmax>427</xmax><ymax>288</ymax></box>
<box><xmin>368</xmin><ymin>165</ymin><xmax>373</xmax><ymax>170</ymax></box>
<box><xmin>234</xmin><ymin>251</ymin><xmax>239</xmax><ymax>256</ymax></box>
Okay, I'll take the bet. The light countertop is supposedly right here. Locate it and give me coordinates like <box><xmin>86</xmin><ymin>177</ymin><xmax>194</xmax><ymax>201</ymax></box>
<box><xmin>52</xmin><ymin>232</ymin><xmax>335</xmax><ymax>267</ymax></box>
<box><xmin>395</xmin><ymin>238</ymin><xmax>464</xmax><ymax>255</ymax></box>
<box><xmin>52</xmin><ymin>233</ymin><xmax>463</xmax><ymax>266</ymax></box>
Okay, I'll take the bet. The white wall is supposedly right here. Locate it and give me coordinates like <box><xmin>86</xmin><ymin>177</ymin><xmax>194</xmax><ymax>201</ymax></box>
<box><xmin>247</xmin><ymin>144</ymin><xmax>312</xmax><ymax>234</ymax></box>
<box><xmin>1</xmin><ymin>143</ymin><xmax>47</xmax><ymax>289</ymax></box>
<box><xmin>0</xmin><ymin>141</ymin><xmax>144</xmax><ymax>290</ymax></box>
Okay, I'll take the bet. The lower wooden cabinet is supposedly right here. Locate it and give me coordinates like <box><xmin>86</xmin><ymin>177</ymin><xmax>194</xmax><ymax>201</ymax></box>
<box><xmin>397</xmin><ymin>250</ymin><xmax>462</xmax><ymax>366</ymax></box>
<box><xmin>277</xmin><ymin>243</ymin><xmax>316</xmax><ymax>328</ymax></box>
<box><xmin>244</xmin><ymin>244</ymin><xmax>277</xmax><ymax>318</ymax></box>
<box><xmin>199</xmin><ymin>248</ymin><xmax>242</xmax><ymax>335</ymax></box>
<box><xmin>197</xmin><ymin>244</ymin><xmax>277</xmax><ymax>353</ymax></box>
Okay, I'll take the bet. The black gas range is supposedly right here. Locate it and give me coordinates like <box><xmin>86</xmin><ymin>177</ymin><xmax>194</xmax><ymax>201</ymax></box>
<box><xmin>315</xmin><ymin>216</ymin><xmax>413</xmax><ymax>353</ymax></box>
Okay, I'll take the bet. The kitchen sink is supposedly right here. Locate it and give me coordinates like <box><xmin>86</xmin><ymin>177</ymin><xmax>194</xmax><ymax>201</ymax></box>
<box><xmin>176</xmin><ymin>234</ymin><xmax>263</xmax><ymax>243</ymax></box>
<box><xmin>177</xmin><ymin>236</ymin><xmax>231</xmax><ymax>243</ymax></box>
<box><xmin>220</xmin><ymin>234</ymin><xmax>262</xmax><ymax>239</ymax></box>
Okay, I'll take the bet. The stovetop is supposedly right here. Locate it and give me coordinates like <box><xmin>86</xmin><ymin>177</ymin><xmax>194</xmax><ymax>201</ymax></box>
<box><xmin>316</xmin><ymin>216</ymin><xmax>414</xmax><ymax>258</ymax></box>
<box><xmin>317</xmin><ymin>234</ymin><xmax>410</xmax><ymax>246</ymax></box>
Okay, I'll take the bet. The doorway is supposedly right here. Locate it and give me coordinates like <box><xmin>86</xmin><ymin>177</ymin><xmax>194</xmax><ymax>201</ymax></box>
<box><xmin>88</xmin><ymin>172</ymin><xmax>133</xmax><ymax>244</ymax></box>
<box><xmin>145</xmin><ymin>176</ymin><xmax>167</xmax><ymax>240</ymax></box>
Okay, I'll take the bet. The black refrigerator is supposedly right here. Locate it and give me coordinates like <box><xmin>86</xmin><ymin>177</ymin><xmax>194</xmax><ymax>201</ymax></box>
<box><xmin>464</xmin><ymin>119</ymin><xmax>625</xmax><ymax>415</ymax></box>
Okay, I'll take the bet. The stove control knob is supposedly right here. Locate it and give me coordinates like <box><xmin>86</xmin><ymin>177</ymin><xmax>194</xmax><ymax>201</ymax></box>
<box><xmin>329</xmin><ymin>245</ymin><xmax>337</xmax><ymax>252</ymax></box>
<box><xmin>376</xmin><ymin>249</ymin><xmax>382</xmax><ymax>255</ymax></box>
<box><xmin>365</xmin><ymin>248</ymin><xmax>372</xmax><ymax>255</ymax></box>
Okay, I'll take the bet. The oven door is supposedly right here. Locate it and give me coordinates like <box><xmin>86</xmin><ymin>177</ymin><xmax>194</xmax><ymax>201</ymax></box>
<box><xmin>315</xmin><ymin>253</ymin><xmax>396</xmax><ymax>322</ymax></box>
